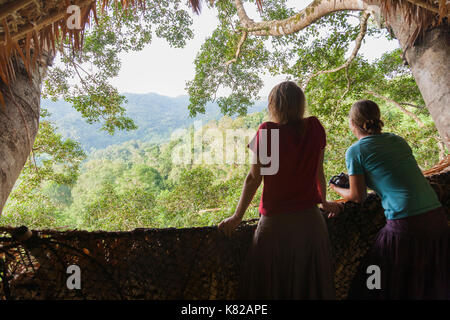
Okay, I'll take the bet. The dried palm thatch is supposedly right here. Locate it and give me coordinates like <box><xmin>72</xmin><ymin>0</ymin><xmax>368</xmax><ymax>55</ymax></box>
<box><xmin>1</xmin><ymin>0</ymin><xmax>94</xmax><ymax>105</ymax></box>
<box><xmin>0</xmin><ymin>169</ymin><xmax>448</xmax><ymax>300</ymax></box>
<box><xmin>423</xmin><ymin>155</ymin><xmax>450</xmax><ymax>176</ymax></box>
<box><xmin>379</xmin><ymin>0</ymin><xmax>450</xmax><ymax>48</ymax></box>
<box><xmin>0</xmin><ymin>0</ymin><xmax>200</xmax><ymax>106</ymax></box>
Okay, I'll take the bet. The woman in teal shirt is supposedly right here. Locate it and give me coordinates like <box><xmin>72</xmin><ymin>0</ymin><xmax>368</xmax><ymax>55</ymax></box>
<box><xmin>331</xmin><ymin>99</ymin><xmax>449</xmax><ymax>299</ymax></box>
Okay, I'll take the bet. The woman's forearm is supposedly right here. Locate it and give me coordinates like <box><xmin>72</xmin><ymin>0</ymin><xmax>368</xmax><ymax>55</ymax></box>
<box><xmin>331</xmin><ymin>182</ymin><xmax>366</xmax><ymax>203</ymax></box>
<box><xmin>316</xmin><ymin>148</ymin><xmax>327</xmax><ymax>203</ymax></box>
<box><xmin>233</xmin><ymin>175</ymin><xmax>262</xmax><ymax>219</ymax></box>
<box><xmin>317</xmin><ymin>168</ymin><xmax>327</xmax><ymax>203</ymax></box>
<box><xmin>332</xmin><ymin>185</ymin><xmax>354</xmax><ymax>201</ymax></box>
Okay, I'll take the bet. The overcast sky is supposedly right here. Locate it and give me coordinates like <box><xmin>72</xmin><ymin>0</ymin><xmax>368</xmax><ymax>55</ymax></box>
<box><xmin>108</xmin><ymin>1</ymin><xmax>399</xmax><ymax>98</ymax></box>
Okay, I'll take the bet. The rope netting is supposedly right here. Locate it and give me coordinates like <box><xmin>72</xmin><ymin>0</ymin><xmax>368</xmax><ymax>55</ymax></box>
<box><xmin>0</xmin><ymin>171</ymin><xmax>448</xmax><ymax>300</ymax></box>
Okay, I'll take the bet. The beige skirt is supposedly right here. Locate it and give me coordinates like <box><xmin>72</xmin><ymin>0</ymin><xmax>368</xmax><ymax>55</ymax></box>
<box><xmin>239</xmin><ymin>206</ymin><xmax>336</xmax><ymax>299</ymax></box>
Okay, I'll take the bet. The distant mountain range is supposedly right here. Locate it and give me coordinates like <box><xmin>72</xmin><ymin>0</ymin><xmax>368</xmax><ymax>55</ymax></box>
<box><xmin>42</xmin><ymin>93</ymin><xmax>267</xmax><ymax>152</ymax></box>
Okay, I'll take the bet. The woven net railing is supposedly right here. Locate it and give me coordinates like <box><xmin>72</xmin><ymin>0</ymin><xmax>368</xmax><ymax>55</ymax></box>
<box><xmin>0</xmin><ymin>171</ymin><xmax>448</xmax><ymax>300</ymax></box>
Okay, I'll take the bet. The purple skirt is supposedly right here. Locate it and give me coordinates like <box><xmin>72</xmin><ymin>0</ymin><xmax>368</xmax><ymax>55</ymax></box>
<box><xmin>348</xmin><ymin>206</ymin><xmax>450</xmax><ymax>300</ymax></box>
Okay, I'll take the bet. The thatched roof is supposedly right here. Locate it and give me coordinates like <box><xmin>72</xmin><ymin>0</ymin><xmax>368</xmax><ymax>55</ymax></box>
<box><xmin>0</xmin><ymin>0</ymin><xmax>150</xmax><ymax>105</ymax></box>
<box><xmin>0</xmin><ymin>0</ymin><xmax>448</xmax><ymax>106</ymax></box>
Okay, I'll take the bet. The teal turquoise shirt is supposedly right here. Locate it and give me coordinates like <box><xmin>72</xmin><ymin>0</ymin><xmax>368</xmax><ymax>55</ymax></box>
<box><xmin>345</xmin><ymin>132</ymin><xmax>441</xmax><ymax>220</ymax></box>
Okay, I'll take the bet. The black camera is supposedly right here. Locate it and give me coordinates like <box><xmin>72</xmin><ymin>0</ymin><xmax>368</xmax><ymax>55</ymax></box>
<box><xmin>329</xmin><ymin>172</ymin><xmax>350</xmax><ymax>189</ymax></box>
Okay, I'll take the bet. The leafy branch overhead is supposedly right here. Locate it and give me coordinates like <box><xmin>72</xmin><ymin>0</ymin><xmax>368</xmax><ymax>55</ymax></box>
<box><xmin>187</xmin><ymin>0</ymin><xmax>423</xmax><ymax>118</ymax></box>
<box><xmin>43</xmin><ymin>0</ymin><xmax>194</xmax><ymax>134</ymax></box>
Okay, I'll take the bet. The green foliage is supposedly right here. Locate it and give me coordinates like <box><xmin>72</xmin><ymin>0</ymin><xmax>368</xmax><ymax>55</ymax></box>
<box><xmin>76</xmin><ymin>181</ymin><xmax>156</xmax><ymax>231</ymax></box>
<box><xmin>42</xmin><ymin>93</ymin><xmax>263</xmax><ymax>151</ymax></box>
<box><xmin>1</xmin><ymin>109</ymin><xmax>86</xmax><ymax>228</ymax></box>
<box><xmin>43</xmin><ymin>0</ymin><xmax>194</xmax><ymax>134</ymax></box>
<box><xmin>186</xmin><ymin>0</ymin><xmax>270</xmax><ymax>117</ymax></box>
<box><xmin>2</xmin><ymin>103</ymin><xmax>442</xmax><ymax>230</ymax></box>
<box><xmin>186</xmin><ymin>1</ymin><xmax>444</xmax><ymax>164</ymax></box>
<box><xmin>2</xmin><ymin>0</ymin><xmax>446</xmax><ymax>231</ymax></box>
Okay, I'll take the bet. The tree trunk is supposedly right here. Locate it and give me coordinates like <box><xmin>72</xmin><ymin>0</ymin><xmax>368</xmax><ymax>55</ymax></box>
<box><xmin>0</xmin><ymin>56</ymin><xmax>48</xmax><ymax>214</ymax></box>
<box><xmin>388</xmin><ymin>16</ymin><xmax>450</xmax><ymax>150</ymax></box>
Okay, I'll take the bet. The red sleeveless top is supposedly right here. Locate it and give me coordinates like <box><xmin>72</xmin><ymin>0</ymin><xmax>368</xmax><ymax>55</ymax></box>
<box><xmin>248</xmin><ymin>116</ymin><xmax>326</xmax><ymax>216</ymax></box>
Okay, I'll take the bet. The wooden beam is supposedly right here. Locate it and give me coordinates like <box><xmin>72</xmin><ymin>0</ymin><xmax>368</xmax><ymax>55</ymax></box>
<box><xmin>405</xmin><ymin>0</ymin><xmax>441</xmax><ymax>15</ymax></box>
<box><xmin>0</xmin><ymin>0</ymin><xmax>35</xmax><ymax>21</ymax></box>
<box><xmin>0</xmin><ymin>0</ymin><xmax>95</xmax><ymax>46</ymax></box>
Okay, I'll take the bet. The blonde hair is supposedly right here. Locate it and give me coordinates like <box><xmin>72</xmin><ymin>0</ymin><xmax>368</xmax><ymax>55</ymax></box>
<box><xmin>268</xmin><ymin>81</ymin><xmax>306</xmax><ymax>125</ymax></box>
<box><xmin>349</xmin><ymin>100</ymin><xmax>384</xmax><ymax>135</ymax></box>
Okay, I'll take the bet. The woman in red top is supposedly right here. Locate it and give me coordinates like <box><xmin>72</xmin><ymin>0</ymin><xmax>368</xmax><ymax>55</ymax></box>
<box><xmin>218</xmin><ymin>81</ymin><xmax>340</xmax><ymax>299</ymax></box>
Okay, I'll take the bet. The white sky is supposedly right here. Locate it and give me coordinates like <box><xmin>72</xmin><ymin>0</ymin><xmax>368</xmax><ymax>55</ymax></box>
<box><xmin>109</xmin><ymin>1</ymin><xmax>399</xmax><ymax>98</ymax></box>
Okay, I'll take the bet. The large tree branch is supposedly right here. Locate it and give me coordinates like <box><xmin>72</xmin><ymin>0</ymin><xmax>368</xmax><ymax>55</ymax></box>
<box><xmin>225</xmin><ymin>31</ymin><xmax>248</xmax><ymax>68</ymax></box>
<box><xmin>336</xmin><ymin>66</ymin><xmax>352</xmax><ymax>105</ymax></box>
<box><xmin>303</xmin><ymin>10</ymin><xmax>370</xmax><ymax>89</ymax></box>
<box><xmin>435</xmin><ymin>135</ymin><xmax>447</xmax><ymax>160</ymax></box>
<box><xmin>400</xmin><ymin>102</ymin><xmax>426</xmax><ymax>109</ymax></box>
<box><xmin>233</xmin><ymin>0</ymin><xmax>448</xmax><ymax>39</ymax></box>
<box><xmin>366</xmin><ymin>90</ymin><xmax>425</xmax><ymax>127</ymax></box>
<box><xmin>235</xmin><ymin>0</ymin><xmax>369</xmax><ymax>36</ymax></box>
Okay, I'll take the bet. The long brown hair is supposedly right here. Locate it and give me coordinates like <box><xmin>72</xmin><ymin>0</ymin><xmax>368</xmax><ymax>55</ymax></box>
<box><xmin>349</xmin><ymin>100</ymin><xmax>384</xmax><ymax>135</ymax></box>
<box><xmin>268</xmin><ymin>81</ymin><xmax>306</xmax><ymax>140</ymax></box>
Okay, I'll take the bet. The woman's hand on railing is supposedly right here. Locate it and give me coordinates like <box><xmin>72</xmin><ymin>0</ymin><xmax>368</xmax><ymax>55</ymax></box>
<box><xmin>218</xmin><ymin>215</ymin><xmax>242</xmax><ymax>237</ymax></box>
<box><xmin>320</xmin><ymin>201</ymin><xmax>344</xmax><ymax>219</ymax></box>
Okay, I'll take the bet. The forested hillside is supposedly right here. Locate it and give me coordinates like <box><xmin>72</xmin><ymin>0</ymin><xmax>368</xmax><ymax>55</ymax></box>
<box><xmin>1</xmin><ymin>93</ymin><xmax>443</xmax><ymax>231</ymax></box>
<box><xmin>43</xmin><ymin>93</ymin><xmax>266</xmax><ymax>151</ymax></box>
